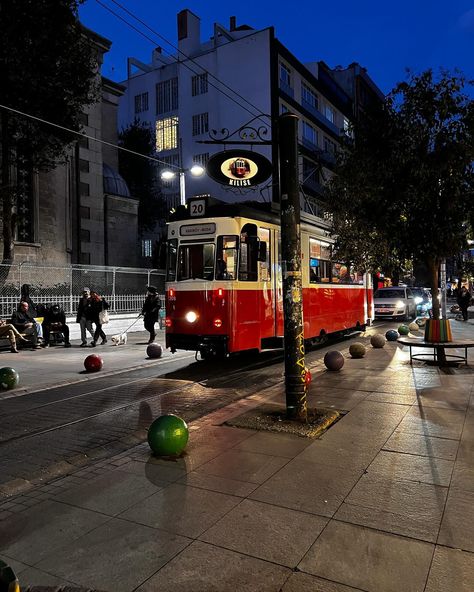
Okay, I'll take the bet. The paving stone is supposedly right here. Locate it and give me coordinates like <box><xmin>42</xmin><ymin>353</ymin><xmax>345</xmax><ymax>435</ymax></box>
<box><xmin>200</xmin><ymin>498</ymin><xmax>328</xmax><ymax>567</ymax></box>
<box><xmin>282</xmin><ymin>572</ymin><xmax>364</xmax><ymax>592</ymax></box>
<box><xmin>383</xmin><ymin>430</ymin><xmax>459</xmax><ymax>460</ymax></box>
<box><xmin>17</xmin><ymin>566</ymin><xmax>74</xmax><ymax>589</ymax></box>
<box><xmin>367</xmin><ymin>450</ymin><xmax>454</xmax><ymax>487</ymax></box>
<box><xmin>249</xmin><ymin>457</ymin><xmax>364</xmax><ymax>517</ymax></box>
<box><xmin>36</xmin><ymin>518</ymin><xmax>190</xmax><ymax>592</ymax></box>
<box><xmin>135</xmin><ymin>540</ymin><xmax>290</xmax><ymax>592</ymax></box>
<box><xmin>119</xmin><ymin>482</ymin><xmax>241</xmax><ymax>538</ymax></box>
<box><xmin>450</xmin><ymin>460</ymin><xmax>474</xmax><ymax>492</ymax></box>
<box><xmin>178</xmin><ymin>470</ymin><xmax>258</xmax><ymax>497</ymax></box>
<box><xmin>233</xmin><ymin>430</ymin><xmax>313</xmax><ymax>458</ymax></box>
<box><xmin>53</xmin><ymin>467</ymin><xmax>166</xmax><ymax>516</ymax></box>
<box><xmin>298</xmin><ymin>520</ymin><xmax>434</xmax><ymax>592</ymax></box>
<box><xmin>113</xmin><ymin>459</ymin><xmax>186</xmax><ymax>483</ymax></box>
<box><xmin>425</xmin><ymin>546</ymin><xmax>474</xmax><ymax>592</ymax></box>
<box><xmin>335</xmin><ymin>473</ymin><xmax>448</xmax><ymax>542</ymax></box>
<box><xmin>437</xmin><ymin>488</ymin><xmax>474</xmax><ymax>552</ymax></box>
<box><xmin>415</xmin><ymin>387</ymin><xmax>470</xmax><ymax>410</ymax></box>
<box><xmin>397</xmin><ymin>408</ymin><xmax>465</xmax><ymax>439</ymax></box>
<box><xmin>0</xmin><ymin>500</ymin><xmax>109</xmax><ymax>564</ymax></box>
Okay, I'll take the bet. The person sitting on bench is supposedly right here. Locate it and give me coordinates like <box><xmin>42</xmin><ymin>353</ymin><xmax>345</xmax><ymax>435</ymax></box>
<box><xmin>11</xmin><ymin>302</ymin><xmax>42</xmax><ymax>349</ymax></box>
<box><xmin>42</xmin><ymin>304</ymin><xmax>71</xmax><ymax>348</ymax></box>
<box><xmin>0</xmin><ymin>319</ymin><xmax>29</xmax><ymax>353</ymax></box>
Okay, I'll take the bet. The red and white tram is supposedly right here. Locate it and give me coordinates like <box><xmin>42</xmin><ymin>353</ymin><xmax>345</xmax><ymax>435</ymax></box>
<box><xmin>165</xmin><ymin>199</ymin><xmax>374</xmax><ymax>359</ymax></box>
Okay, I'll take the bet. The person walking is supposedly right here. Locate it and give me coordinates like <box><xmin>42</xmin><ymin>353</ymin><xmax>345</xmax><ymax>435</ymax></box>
<box><xmin>141</xmin><ymin>286</ymin><xmax>161</xmax><ymax>344</ymax></box>
<box><xmin>42</xmin><ymin>304</ymin><xmax>71</xmax><ymax>348</ymax></box>
<box><xmin>0</xmin><ymin>319</ymin><xmax>29</xmax><ymax>353</ymax></box>
<box><xmin>76</xmin><ymin>287</ymin><xmax>94</xmax><ymax>347</ymax></box>
<box><xmin>89</xmin><ymin>290</ymin><xmax>109</xmax><ymax>347</ymax></box>
<box><xmin>457</xmin><ymin>286</ymin><xmax>472</xmax><ymax>322</ymax></box>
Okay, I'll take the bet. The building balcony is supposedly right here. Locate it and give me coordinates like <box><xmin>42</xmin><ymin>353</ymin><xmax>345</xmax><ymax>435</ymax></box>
<box><xmin>279</xmin><ymin>80</ymin><xmax>294</xmax><ymax>98</ymax></box>
<box><xmin>301</xmin><ymin>99</ymin><xmax>340</xmax><ymax>136</ymax></box>
<box><xmin>302</xmin><ymin>175</ymin><xmax>324</xmax><ymax>196</ymax></box>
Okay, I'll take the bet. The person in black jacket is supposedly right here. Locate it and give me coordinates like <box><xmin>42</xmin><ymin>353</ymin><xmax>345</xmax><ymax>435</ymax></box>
<box><xmin>89</xmin><ymin>290</ymin><xmax>109</xmax><ymax>347</ymax></box>
<box><xmin>11</xmin><ymin>302</ymin><xmax>41</xmax><ymax>348</ymax></box>
<box><xmin>457</xmin><ymin>286</ymin><xmax>472</xmax><ymax>322</ymax></box>
<box><xmin>76</xmin><ymin>287</ymin><xmax>94</xmax><ymax>347</ymax></box>
<box><xmin>141</xmin><ymin>286</ymin><xmax>161</xmax><ymax>344</ymax></box>
<box><xmin>42</xmin><ymin>304</ymin><xmax>71</xmax><ymax>348</ymax></box>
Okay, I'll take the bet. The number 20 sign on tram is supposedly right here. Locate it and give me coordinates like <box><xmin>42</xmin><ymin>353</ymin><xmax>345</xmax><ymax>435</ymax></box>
<box><xmin>165</xmin><ymin>197</ymin><xmax>374</xmax><ymax>360</ymax></box>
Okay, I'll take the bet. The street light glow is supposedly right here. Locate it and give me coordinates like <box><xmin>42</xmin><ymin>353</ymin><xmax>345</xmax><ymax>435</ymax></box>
<box><xmin>161</xmin><ymin>170</ymin><xmax>175</xmax><ymax>180</ymax></box>
<box><xmin>190</xmin><ymin>164</ymin><xmax>205</xmax><ymax>177</ymax></box>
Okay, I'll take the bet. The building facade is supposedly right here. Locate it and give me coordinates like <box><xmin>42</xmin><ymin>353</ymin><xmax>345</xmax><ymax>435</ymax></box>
<box><xmin>119</xmin><ymin>10</ymin><xmax>383</xmax><ymax>220</ymax></box>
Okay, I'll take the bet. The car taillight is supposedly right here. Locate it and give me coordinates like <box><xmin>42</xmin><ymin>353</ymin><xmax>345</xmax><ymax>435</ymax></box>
<box><xmin>168</xmin><ymin>288</ymin><xmax>175</xmax><ymax>298</ymax></box>
<box><xmin>214</xmin><ymin>318</ymin><xmax>222</xmax><ymax>328</ymax></box>
<box><xmin>165</xmin><ymin>318</ymin><xmax>172</xmax><ymax>327</ymax></box>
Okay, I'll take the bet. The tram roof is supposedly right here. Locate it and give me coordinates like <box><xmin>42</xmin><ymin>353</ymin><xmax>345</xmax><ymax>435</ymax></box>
<box><xmin>169</xmin><ymin>199</ymin><xmax>332</xmax><ymax>233</ymax></box>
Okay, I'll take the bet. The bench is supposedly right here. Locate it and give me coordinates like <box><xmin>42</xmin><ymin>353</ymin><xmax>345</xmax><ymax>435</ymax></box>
<box><xmin>398</xmin><ymin>337</ymin><xmax>474</xmax><ymax>366</ymax></box>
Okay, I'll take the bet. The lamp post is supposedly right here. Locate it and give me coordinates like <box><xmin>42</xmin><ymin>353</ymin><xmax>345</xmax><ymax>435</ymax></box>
<box><xmin>160</xmin><ymin>165</ymin><xmax>205</xmax><ymax>206</ymax></box>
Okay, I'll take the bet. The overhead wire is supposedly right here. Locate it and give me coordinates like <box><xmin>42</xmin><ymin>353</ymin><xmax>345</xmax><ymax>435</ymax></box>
<box><xmin>94</xmin><ymin>0</ymin><xmax>270</xmax><ymax>122</ymax></box>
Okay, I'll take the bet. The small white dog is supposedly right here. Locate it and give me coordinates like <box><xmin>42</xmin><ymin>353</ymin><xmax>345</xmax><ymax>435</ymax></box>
<box><xmin>111</xmin><ymin>332</ymin><xmax>128</xmax><ymax>346</ymax></box>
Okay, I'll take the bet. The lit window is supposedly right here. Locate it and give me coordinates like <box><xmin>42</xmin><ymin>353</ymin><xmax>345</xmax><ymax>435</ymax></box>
<box><xmin>155</xmin><ymin>116</ymin><xmax>179</xmax><ymax>152</ymax></box>
<box><xmin>325</xmin><ymin>105</ymin><xmax>335</xmax><ymax>124</ymax></box>
<box><xmin>142</xmin><ymin>239</ymin><xmax>152</xmax><ymax>258</ymax></box>
<box><xmin>302</xmin><ymin>121</ymin><xmax>318</xmax><ymax>147</ymax></box>
<box><xmin>302</xmin><ymin>83</ymin><xmax>318</xmax><ymax>110</ymax></box>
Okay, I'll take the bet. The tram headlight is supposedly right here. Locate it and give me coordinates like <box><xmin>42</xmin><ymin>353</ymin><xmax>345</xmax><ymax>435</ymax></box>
<box><xmin>214</xmin><ymin>318</ymin><xmax>222</xmax><ymax>328</ymax></box>
<box><xmin>185</xmin><ymin>311</ymin><xmax>198</xmax><ymax>323</ymax></box>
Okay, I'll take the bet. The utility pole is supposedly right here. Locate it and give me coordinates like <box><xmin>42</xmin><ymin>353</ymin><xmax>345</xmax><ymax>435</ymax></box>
<box><xmin>279</xmin><ymin>113</ymin><xmax>307</xmax><ymax>422</ymax></box>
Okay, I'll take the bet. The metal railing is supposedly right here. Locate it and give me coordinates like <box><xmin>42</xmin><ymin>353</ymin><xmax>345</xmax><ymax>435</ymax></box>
<box><xmin>0</xmin><ymin>262</ymin><xmax>165</xmax><ymax>318</ymax></box>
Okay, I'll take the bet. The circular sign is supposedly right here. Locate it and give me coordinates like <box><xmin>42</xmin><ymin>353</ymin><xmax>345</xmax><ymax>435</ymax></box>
<box><xmin>206</xmin><ymin>150</ymin><xmax>272</xmax><ymax>187</ymax></box>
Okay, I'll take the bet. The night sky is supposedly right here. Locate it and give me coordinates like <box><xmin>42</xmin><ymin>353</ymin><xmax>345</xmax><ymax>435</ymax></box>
<box><xmin>79</xmin><ymin>0</ymin><xmax>474</xmax><ymax>96</ymax></box>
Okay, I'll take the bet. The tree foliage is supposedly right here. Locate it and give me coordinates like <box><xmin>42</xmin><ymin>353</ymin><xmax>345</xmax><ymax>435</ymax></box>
<box><xmin>325</xmin><ymin>69</ymin><xmax>474</xmax><ymax>319</ymax></box>
<box><xmin>118</xmin><ymin>118</ymin><xmax>165</xmax><ymax>232</ymax></box>
<box><xmin>0</xmin><ymin>0</ymin><xmax>99</xmax><ymax>260</ymax></box>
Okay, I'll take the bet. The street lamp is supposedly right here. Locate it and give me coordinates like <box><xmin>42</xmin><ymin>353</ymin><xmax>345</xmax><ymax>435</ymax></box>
<box><xmin>160</xmin><ymin>165</ymin><xmax>205</xmax><ymax>206</ymax></box>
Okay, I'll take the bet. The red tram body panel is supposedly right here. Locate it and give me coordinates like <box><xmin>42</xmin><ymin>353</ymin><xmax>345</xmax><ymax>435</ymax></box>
<box><xmin>165</xmin><ymin>200</ymin><xmax>373</xmax><ymax>358</ymax></box>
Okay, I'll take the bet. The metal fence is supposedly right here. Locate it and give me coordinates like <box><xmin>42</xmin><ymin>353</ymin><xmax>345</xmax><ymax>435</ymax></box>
<box><xmin>0</xmin><ymin>262</ymin><xmax>165</xmax><ymax>318</ymax></box>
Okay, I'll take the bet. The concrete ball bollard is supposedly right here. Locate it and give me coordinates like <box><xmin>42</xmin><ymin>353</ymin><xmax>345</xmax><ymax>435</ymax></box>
<box><xmin>409</xmin><ymin>322</ymin><xmax>419</xmax><ymax>332</ymax></box>
<box><xmin>385</xmin><ymin>329</ymin><xmax>399</xmax><ymax>341</ymax></box>
<box><xmin>398</xmin><ymin>325</ymin><xmax>410</xmax><ymax>336</ymax></box>
<box><xmin>349</xmin><ymin>343</ymin><xmax>366</xmax><ymax>358</ymax></box>
<box><xmin>370</xmin><ymin>334</ymin><xmax>386</xmax><ymax>348</ymax></box>
<box><xmin>147</xmin><ymin>343</ymin><xmax>163</xmax><ymax>359</ymax></box>
<box><xmin>324</xmin><ymin>350</ymin><xmax>345</xmax><ymax>371</ymax></box>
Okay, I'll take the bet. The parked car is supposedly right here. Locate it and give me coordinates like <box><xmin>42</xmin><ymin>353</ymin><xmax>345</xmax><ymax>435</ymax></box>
<box><xmin>374</xmin><ymin>287</ymin><xmax>417</xmax><ymax>320</ymax></box>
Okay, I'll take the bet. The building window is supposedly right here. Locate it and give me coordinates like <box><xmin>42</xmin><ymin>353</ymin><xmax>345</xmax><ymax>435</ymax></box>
<box><xmin>324</xmin><ymin>137</ymin><xmax>337</xmax><ymax>155</ymax></box>
<box><xmin>156</xmin><ymin>78</ymin><xmax>178</xmax><ymax>115</ymax></box>
<box><xmin>80</xmin><ymin>252</ymin><xmax>91</xmax><ymax>264</ymax></box>
<box><xmin>343</xmin><ymin>117</ymin><xmax>352</xmax><ymax>136</ymax></box>
<box><xmin>280</xmin><ymin>103</ymin><xmax>289</xmax><ymax>114</ymax></box>
<box><xmin>79</xmin><ymin>135</ymin><xmax>89</xmax><ymax>149</ymax></box>
<box><xmin>302</xmin><ymin>121</ymin><xmax>318</xmax><ymax>148</ymax></box>
<box><xmin>301</xmin><ymin>83</ymin><xmax>318</xmax><ymax>110</ymax></box>
<box><xmin>80</xmin><ymin>229</ymin><xmax>90</xmax><ymax>242</ymax></box>
<box><xmin>134</xmin><ymin>92</ymin><xmax>149</xmax><ymax>113</ymax></box>
<box><xmin>79</xmin><ymin>182</ymin><xmax>90</xmax><ymax>196</ymax></box>
<box><xmin>193</xmin><ymin>153</ymin><xmax>209</xmax><ymax>166</ymax></box>
<box><xmin>325</xmin><ymin>105</ymin><xmax>335</xmax><ymax>124</ymax></box>
<box><xmin>192</xmin><ymin>113</ymin><xmax>209</xmax><ymax>136</ymax></box>
<box><xmin>78</xmin><ymin>113</ymin><xmax>89</xmax><ymax>126</ymax></box>
<box><xmin>192</xmin><ymin>73</ymin><xmax>208</xmax><ymax>96</ymax></box>
<box><xmin>155</xmin><ymin>116</ymin><xmax>179</xmax><ymax>152</ymax></box>
<box><xmin>80</xmin><ymin>206</ymin><xmax>90</xmax><ymax>219</ymax></box>
<box><xmin>142</xmin><ymin>239</ymin><xmax>152</xmax><ymax>258</ymax></box>
<box><xmin>79</xmin><ymin>159</ymin><xmax>89</xmax><ymax>173</ymax></box>
<box><xmin>280</xmin><ymin>62</ymin><xmax>291</xmax><ymax>87</ymax></box>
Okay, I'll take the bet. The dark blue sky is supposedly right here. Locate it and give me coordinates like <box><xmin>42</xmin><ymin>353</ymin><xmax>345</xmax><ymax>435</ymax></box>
<box><xmin>79</xmin><ymin>1</ymin><xmax>474</xmax><ymax>95</ymax></box>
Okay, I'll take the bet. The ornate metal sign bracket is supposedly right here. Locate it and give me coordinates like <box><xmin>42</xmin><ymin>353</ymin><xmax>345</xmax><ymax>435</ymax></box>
<box><xmin>196</xmin><ymin>115</ymin><xmax>272</xmax><ymax>146</ymax></box>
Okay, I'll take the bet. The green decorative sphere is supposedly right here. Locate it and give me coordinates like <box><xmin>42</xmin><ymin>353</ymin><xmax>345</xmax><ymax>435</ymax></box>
<box><xmin>148</xmin><ymin>414</ymin><xmax>189</xmax><ymax>456</ymax></box>
<box><xmin>370</xmin><ymin>334</ymin><xmax>386</xmax><ymax>348</ymax></box>
<box><xmin>0</xmin><ymin>367</ymin><xmax>19</xmax><ymax>390</ymax></box>
<box><xmin>408</xmin><ymin>322</ymin><xmax>419</xmax><ymax>332</ymax></box>
<box><xmin>398</xmin><ymin>325</ymin><xmax>410</xmax><ymax>336</ymax></box>
<box><xmin>349</xmin><ymin>343</ymin><xmax>366</xmax><ymax>358</ymax></box>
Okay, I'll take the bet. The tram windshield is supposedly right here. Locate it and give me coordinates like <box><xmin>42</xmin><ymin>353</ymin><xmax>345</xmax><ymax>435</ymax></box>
<box><xmin>177</xmin><ymin>243</ymin><xmax>215</xmax><ymax>281</ymax></box>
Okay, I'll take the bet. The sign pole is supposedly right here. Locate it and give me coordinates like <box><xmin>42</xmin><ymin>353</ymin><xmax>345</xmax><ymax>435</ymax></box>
<box><xmin>279</xmin><ymin>113</ymin><xmax>307</xmax><ymax>422</ymax></box>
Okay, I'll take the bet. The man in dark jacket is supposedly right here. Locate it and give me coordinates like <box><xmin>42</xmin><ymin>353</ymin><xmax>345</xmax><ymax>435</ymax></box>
<box><xmin>11</xmin><ymin>302</ymin><xmax>41</xmax><ymax>348</ymax></box>
<box><xmin>141</xmin><ymin>286</ymin><xmax>161</xmax><ymax>344</ymax></box>
<box><xmin>76</xmin><ymin>287</ymin><xmax>94</xmax><ymax>347</ymax></box>
<box><xmin>457</xmin><ymin>286</ymin><xmax>472</xmax><ymax>322</ymax></box>
<box><xmin>42</xmin><ymin>304</ymin><xmax>71</xmax><ymax>347</ymax></box>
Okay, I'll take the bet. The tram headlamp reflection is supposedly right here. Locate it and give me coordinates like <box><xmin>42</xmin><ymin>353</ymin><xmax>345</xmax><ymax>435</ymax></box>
<box><xmin>185</xmin><ymin>311</ymin><xmax>198</xmax><ymax>323</ymax></box>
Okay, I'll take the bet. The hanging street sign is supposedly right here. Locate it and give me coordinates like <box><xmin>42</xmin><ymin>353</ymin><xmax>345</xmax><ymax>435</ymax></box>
<box><xmin>206</xmin><ymin>150</ymin><xmax>272</xmax><ymax>187</ymax></box>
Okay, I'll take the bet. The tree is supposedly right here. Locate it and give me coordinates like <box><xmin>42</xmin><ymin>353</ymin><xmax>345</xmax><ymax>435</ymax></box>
<box><xmin>118</xmin><ymin>119</ymin><xmax>165</xmax><ymax>232</ymax></box>
<box><xmin>0</xmin><ymin>0</ymin><xmax>99</xmax><ymax>261</ymax></box>
<box><xmin>325</xmin><ymin>69</ymin><xmax>474</xmax><ymax>320</ymax></box>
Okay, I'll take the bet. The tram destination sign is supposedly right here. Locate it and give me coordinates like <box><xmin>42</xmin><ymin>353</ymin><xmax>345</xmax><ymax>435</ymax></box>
<box><xmin>206</xmin><ymin>150</ymin><xmax>272</xmax><ymax>187</ymax></box>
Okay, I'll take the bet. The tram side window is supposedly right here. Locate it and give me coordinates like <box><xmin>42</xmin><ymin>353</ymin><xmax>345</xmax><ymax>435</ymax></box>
<box><xmin>258</xmin><ymin>227</ymin><xmax>271</xmax><ymax>281</ymax></box>
<box><xmin>216</xmin><ymin>235</ymin><xmax>238</xmax><ymax>280</ymax></box>
<box><xmin>309</xmin><ymin>238</ymin><xmax>331</xmax><ymax>283</ymax></box>
<box><xmin>239</xmin><ymin>223</ymin><xmax>259</xmax><ymax>281</ymax></box>
<box><xmin>166</xmin><ymin>239</ymin><xmax>178</xmax><ymax>282</ymax></box>
<box><xmin>177</xmin><ymin>243</ymin><xmax>215</xmax><ymax>281</ymax></box>
<box><xmin>332</xmin><ymin>262</ymin><xmax>350</xmax><ymax>283</ymax></box>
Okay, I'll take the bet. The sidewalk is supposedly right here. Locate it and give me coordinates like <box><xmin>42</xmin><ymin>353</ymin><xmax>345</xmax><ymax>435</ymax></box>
<box><xmin>0</xmin><ymin>320</ymin><xmax>473</xmax><ymax>592</ymax></box>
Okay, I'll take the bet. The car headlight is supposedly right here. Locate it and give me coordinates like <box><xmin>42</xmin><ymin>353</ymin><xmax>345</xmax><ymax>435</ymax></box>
<box><xmin>414</xmin><ymin>297</ymin><xmax>422</xmax><ymax>304</ymax></box>
<box><xmin>395</xmin><ymin>300</ymin><xmax>405</xmax><ymax>308</ymax></box>
<box><xmin>185</xmin><ymin>311</ymin><xmax>198</xmax><ymax>323</ymax></box>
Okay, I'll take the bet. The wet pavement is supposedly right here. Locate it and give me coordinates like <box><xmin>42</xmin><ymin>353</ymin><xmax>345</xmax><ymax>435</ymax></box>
<box><xmin>0</xmin><ymin>318</ymin><xmax>473</xmax><ymax>591</ymax></box>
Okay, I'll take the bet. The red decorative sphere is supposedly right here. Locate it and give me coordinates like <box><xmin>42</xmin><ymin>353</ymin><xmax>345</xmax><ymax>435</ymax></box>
<box><xmin>84</xmin><ymin>354</ymin><xmax>103</xmax><ymax>372</ymax></box>
<box><xmin>304</xmin><ymin>368</ymin><xmax>312</xmax><ymax>386</ymax></box>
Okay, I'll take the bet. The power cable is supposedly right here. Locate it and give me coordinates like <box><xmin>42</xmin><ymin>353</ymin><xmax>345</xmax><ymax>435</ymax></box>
<box><xmin>107</xmin><ymin>0</ymin><xmax>270</xmax><ymax>121</ymax></box>
<box><xmin>0</xmin><ymin>103</ymin><xmax>179</xmax><ymax>169</ymax></box>
<box><xmin>94</xmin><ymin>0</ymin><xmax>270</xmax><ymax>122</ymax></box>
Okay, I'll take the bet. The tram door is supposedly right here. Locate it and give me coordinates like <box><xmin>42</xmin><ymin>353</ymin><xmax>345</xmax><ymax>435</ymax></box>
<box><xmin>273</xmin><ymin>231</ymin><xmax>284</xmax><ymax>336</ymax></box>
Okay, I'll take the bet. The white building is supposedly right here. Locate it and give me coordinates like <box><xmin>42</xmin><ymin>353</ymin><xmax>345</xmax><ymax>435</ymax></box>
<box><xmin>119</xmin><ymin>10</ymin><xmax>383</xmax><ymax>220</ymax></box>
